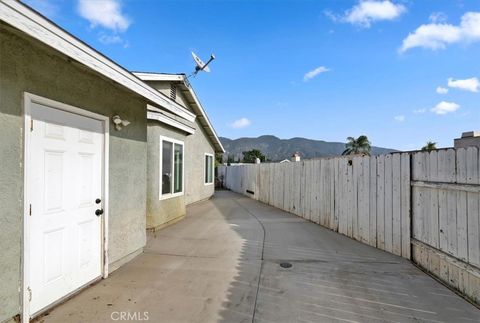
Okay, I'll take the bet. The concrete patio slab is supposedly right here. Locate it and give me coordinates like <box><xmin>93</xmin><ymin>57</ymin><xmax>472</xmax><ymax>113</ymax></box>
<box><xmin>35</xmin><ymin>191</ymin><xmax>479</xmax><ymax>323</ymax></box>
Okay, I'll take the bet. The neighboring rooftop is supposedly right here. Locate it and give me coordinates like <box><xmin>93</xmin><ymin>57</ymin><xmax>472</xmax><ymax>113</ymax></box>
<box><xmin>454</xmin><ymin>130</ymin><xmax>480</xmax><ymax>149</ymax></box>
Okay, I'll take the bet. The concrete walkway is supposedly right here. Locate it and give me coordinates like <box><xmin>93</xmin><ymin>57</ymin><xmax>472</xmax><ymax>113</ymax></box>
<box><xmin>38</xmin><ymin>191</ymin><xmax>479</xmax><ymax>323</ymax></box>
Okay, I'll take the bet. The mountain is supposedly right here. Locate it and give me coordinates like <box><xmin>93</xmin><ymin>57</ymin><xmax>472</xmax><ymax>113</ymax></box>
<box><xmin>220</xmin><ymin>135</ymin><xmax>397</xmax><ymax>162</ymax></box>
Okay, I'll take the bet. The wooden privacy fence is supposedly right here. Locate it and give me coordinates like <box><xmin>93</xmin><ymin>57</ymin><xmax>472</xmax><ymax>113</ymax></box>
<box><xmin>218</xmin><ymin>147</ymin><xmax>480</xmax><ymax>303</ymax></box>
<box><xmin>411</xmin><ymin>147</ymin><xmax>480</xmax><ymax>268</ymax></box>
<box><xmin>218</xmin><ymin>153</ymin><xmax>411</xmax><ymax>259</ymax></box>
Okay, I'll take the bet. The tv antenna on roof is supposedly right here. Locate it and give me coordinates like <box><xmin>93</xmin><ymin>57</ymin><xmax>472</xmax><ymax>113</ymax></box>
<box><xmin>189</xmin><ymin>52</ymin><xmax>215</xmax><ymax>78</ymax></box>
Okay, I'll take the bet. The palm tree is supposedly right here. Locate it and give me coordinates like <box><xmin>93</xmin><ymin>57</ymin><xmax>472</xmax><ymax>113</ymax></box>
<box><xmin>421</xmin><ymin>141</ymin><xmax>437</xmax><ymax>152</ymax></box>
<box><xmin>342</xmin><ymin>135</ymin><xmax>372</xmax><ymax>156</ymax></box>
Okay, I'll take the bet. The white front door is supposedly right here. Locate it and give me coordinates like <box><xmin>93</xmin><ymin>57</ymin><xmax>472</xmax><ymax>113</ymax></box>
<box><xmin>28</xmin><ymin>101</ymin><xmax>104</xmax><ymax>315</ymax></box>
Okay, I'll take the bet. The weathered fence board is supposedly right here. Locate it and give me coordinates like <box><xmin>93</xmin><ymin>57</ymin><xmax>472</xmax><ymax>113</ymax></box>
<box><xmin>337</xmin><ymin>158</ymin><xmax>345</xmax><ymax>235</ymax></box>
<box><xmin>392</xmin><ymin>154</ymin><xmax>402</xmax><ymax>256</ymax></box>
<box><xmin>466</xmin><ymin>147</ymin><xmax>480</xmax><ymax>268</ymax></box>
<box><xmin>352</xmin><ymin>157</ymin><xmax>360</xmax><ymax>241</ymax></box>
<box><xmin>384</xmin><ymin>154</ymin><xmax>393</xmax><ymax>253</ymax></box>
<box><xmin>376</xmin><ymin>154</ymin><xmax>385</xmax><ymax>250</ymax></box>
<box><xmin>457</xmin><ymin>149</ymin><xmax>468</xmax><ymax>261</ymax></box>
<box><xmin>429</xmin><ymin>150</ymin><xmax>439</xmax><ymax>249</ymax></box>
<box><xmin>369</xmin><ymin>156</ymin><xmax>377</xmax><ymax>247</ymax></box>
<box><xmin>400</xmin><ymin>153</ymin><xmax>411</xmax><ymax>259</ymax></box>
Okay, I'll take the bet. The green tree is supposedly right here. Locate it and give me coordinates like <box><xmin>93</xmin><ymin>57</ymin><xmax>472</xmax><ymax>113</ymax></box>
<box><xmin>421</xmin><ymin>141</ymin><xmax>437</xmax><ymax>152</ymax></box>
<box><xmin>226</xmin><ymin>154</ymin><xmax>235</xmax><ymax>166</ymax></box>
<box><xmin>242</xmin><ymin>149</ymin><xmax>266</xmax><ymax>163</ymax></box>
<box><xmin>215</xmin><ymin>153</ymin><xmax>224</xmax><ymax>167</ymax></box>
<box><xmin>342</xmin><ymin>135</ymin><xmax>372</xmax><ymax>156</ymax></box>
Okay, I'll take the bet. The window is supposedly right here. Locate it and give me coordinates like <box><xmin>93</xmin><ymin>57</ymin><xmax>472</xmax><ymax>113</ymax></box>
<box><xmin>205</xmin><ymin>153</ymin><xmax>214</xmax><ymax>185</ymax></box>
<box><xmin>160</xmin><ymin>136</ymin><xmax>184</xmax><ymax>199</ymax></box>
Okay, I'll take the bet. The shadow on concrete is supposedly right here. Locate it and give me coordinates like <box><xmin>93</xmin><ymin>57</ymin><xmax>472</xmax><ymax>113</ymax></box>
<box><xmin>33</xmin><ymin>190</ymin><xmax>479</xmax><ymax>323</ymax></box>
<box><xmin>214</xmin><ymin>191</ymin><xmax>480</xmax><ymax>323</ymax></box>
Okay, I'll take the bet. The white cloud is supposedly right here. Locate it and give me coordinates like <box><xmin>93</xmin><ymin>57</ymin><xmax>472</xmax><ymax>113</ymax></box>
<box><xmin>303</xmin><ymin>66</ymin><xmax>330</xmax><ymax>82</ymax></box>
<box><xmin>400</xmin><ymin>24</ymin><xmax>462</xmax><ymax>52</ymax></box>
<box><xmin>394</xmin><ymin>115</ymin><xmax>405</xmax><ymax>122</ymax></box>
<box><xmin>429</xmin><ymin>12</ymin><xmax>447</xmax><ymax>23</ymax></box>
<box><xmin>413</xmin><ymin>108</ymin><xmax>426</xmax><ymax>114</ymax></box>
<box><xmin>324</xmin><ymin>10</ymin><xmax>339</xmax><ymax>23</ymax></box>
<box><xmin>447</xmin><ymin>77</ymin><xmax>479</xmax><ymax>92</ymax></box>
<box><xmin>336</xmin><ymin>1</ymin><xmax>407</xmax><ymax>28</ymax></box>
<box><xmin>400</xmin><ymin>12</ymin><xmax>480</xmax><ymax>52</ymax></box>
<box><xmin>77</xmin><ymin>0</ymin><xmax>131</xmax><ymax>32</ymax></box>
<box><xmin>431</xmin><ymin>101</ymin><xmax>460</xmax><ymax>115</ymax></box>
<box><xmin>99</xmin><ymin>34</ymin><xmax>122</xmax><ymax>44</ymax></box>
<box><xmin>98</xmin><ymin>33</ymin><xmax>130</xmax><ymax>48</ymax></box>
<box><xmin>230</xmin><ymin>118</ymin><xmax>251</xmax><ymax>129</ymax></box>
<box><xmin>436</xmin><ymin>86</ymin><xmax>449</xmax><ymax>94</ymax></box>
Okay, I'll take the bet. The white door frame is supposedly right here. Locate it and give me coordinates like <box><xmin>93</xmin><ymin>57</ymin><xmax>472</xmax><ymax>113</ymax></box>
<box><xmin>22</xmin><ymin>92</ymin><xmax>110</xmax><ymax>322</ymax></box>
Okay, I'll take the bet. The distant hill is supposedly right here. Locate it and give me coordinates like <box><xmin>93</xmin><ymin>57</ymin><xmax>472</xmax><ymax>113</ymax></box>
<box><xmin>220</xmin><ymin>135</ymin><xmax>397</xmax><ymax>162</ymax></box>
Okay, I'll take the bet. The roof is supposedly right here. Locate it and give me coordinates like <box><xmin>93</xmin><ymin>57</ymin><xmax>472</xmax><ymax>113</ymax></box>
<box><xmin>134</xmin><ymin>72</ymin><xmax>225</xmax><ymax>154</ymax></box>
<box><xmin>0</xmin><ymin>0</ymin><xmax>195</xmax><ymax>122</ymax></box>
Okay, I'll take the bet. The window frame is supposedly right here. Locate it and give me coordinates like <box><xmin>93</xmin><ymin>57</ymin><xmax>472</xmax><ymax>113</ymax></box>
<box><xmin>204</xmin><ymin>153</ymin><xmax>214</xmax><ymax>185</ymax></box>
<box><xmin>159</xmin><ymin>136</ymin><xmax>185</xmax><ymax>200</ymax></box>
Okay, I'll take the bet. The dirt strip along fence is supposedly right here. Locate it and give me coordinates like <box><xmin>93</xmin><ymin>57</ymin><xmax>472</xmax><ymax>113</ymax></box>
<box><xmin>217</xmin><ymin>147</ymin><xmax>480</xmax><ymax>304</ymax></box>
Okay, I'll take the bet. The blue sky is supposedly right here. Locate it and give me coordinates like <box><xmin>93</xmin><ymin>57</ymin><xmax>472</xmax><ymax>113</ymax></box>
<box><xmin>25</xmin><ymin>0</ymin><xmax>480</xmax><ymax>150</ymax></box>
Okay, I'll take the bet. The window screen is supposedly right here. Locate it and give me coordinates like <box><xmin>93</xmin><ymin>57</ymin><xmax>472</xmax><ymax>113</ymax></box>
<box><xmin>162</xmin><ymin>141</ymin><xmax>173</xmax><ymax>195</ymax></box>
<box><xmin>161</xmin><ymin>138</ymin><xmax>183</xmax><ymax>197</ymax></box>
<box><xmin>174</xmin><ymin>144</ymin><xmax>183</xmax><ymax>193</ymax></box>
<box><xmin>205</xmin><ymin>154</ymin><xmax>213</xmax><ymax>184</ymax></box>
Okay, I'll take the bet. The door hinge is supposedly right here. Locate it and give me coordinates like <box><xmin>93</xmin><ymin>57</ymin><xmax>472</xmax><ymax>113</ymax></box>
<box><xmin>30</xmin><ymin>119</ymin><xmax>33</xmax><ymax>131</ymax></box>
<box><xmin>29</xmin><ymin>204</ymin><xmax>32</xmax><ymax>216</ymax></box>
<box><xmin>27</xmin><ymin>287</ymin><xmax>32</xmax><ymax>301</ymax></box>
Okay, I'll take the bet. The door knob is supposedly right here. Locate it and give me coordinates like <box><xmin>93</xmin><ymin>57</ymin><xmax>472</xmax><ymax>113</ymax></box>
<box><xmin>95</xmin><ymin>209</ymin><xmax>104</xmax><ymax>216</ymax></box>
<box><xmin>95</xmin><ymin>198</ymin><xmax>101</xmax><ymax>204</ymax></box>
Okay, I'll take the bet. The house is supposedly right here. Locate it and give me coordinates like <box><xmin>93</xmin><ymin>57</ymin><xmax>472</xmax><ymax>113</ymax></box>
<box><xmin>0</xmin><ymin>1</ymin><xmax>223</xmax><ymax>322</ymax></box>
<box><xmin>291</xmin><ymin>152</ymin><xmax>301</xmax><ymax>162</ymax></box>
<box><xmin>133</xmin><ymin>72</ymin><xmax>224</xmax><ymax>229</ymax></box>
<box><xmin>454</xmin><ymin>131</ymin><xmax>480</xmax><ymax>149</ymax></box>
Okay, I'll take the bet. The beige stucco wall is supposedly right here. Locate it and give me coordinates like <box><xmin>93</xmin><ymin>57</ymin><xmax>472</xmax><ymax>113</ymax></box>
<box><xmin>146</xmin><ymin>122</ymin><xmax>187</xmax><ymax>229</ymax></box>
<box><xmin>185</xmin><ymin>118</ymin><xmax>215</xmax><ymax>205</ymax></box>
<box><xmin>0</xmin><ymin>24</ymin><xmax>147</xmax><ymax>321</ymax></box>
<box><xmin>145</xmin><ymin>79</ymin><xmax>217</xmax><ymax>229</ymax></box>
<box><xmin>145</xmin><ymin>118</ymin><xmax>215</xmax><ymax>229</ymax></box>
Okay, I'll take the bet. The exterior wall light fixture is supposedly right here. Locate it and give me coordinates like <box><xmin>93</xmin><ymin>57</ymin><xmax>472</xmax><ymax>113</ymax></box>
<box><xmin>112</xmin><ymin>115</ymin><xmax>130</xmax><ymax>131</ymax></box>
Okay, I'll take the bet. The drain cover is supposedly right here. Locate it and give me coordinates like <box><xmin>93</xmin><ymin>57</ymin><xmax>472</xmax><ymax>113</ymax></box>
<box><xmin>279</xmin><ymin>262</ymin><xmax>292</xmax><ymax>269</ymax></box>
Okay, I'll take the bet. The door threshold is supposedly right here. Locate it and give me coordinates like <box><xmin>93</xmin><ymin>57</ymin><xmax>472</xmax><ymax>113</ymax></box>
<box><xmin>31</xmin><ymin>276</ymin><xmax>102</xmax><ymax>321</ymax></box>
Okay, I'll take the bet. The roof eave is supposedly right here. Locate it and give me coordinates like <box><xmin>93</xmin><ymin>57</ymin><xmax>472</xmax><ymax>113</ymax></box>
<box><xmin>147</xmin><ymin>108</ymin><xmax>195</xmax><ymax>135</ymax></box>
<box><xmin>0</xmin><ymin>0</ymin><xmax>196</xmax><ymax>122</ymax></box>
<box><xmin>179</xmin><ymin>84</ymin><xmax>225</xmax><ymax>153</ymax></box>
<box><xmin>133</xmin><ymin>72</ymin><xmax>185</xmax><ymax>82</ymax></box>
